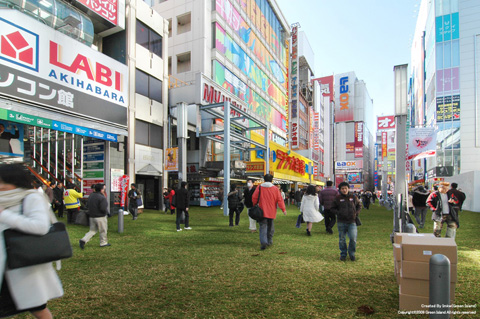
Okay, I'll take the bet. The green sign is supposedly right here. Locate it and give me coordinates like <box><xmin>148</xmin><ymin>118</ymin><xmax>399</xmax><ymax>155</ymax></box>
<box><xmin>0</xmin><ymin>109</ymin><xmax>7</xmax><ymax>120</ymax></box>
<box><xmin>84</xmin><ymin>162</ymin><xmax>104</xmax><ymax>170</ymax></box>
<box><xmin>7</xmin><ymin>111</ymin><xmax>52</xmax><ymax>128</ymax></box>
<box><xmin>83</xmin><ymin>171</ymin><xmax>104</xmax><ymax>179</ymax></box>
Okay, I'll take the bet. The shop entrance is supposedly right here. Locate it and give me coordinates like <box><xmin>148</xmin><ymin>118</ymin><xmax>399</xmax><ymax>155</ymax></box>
<box><xmin>136</xmin><ymin>175</ymin><xmax>160</xmax><ymax>210</ymax></box>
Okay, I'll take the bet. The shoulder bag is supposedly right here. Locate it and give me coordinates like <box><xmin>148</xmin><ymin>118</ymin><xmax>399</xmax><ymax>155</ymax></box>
<box><xmin>3</xmin><ymin>200</ymin><xmax>73</xmax><ymax>269</ymax></box>
<box><xmin>248</xmin><ymin>186</ymin><xmax>264</xmax><ymax>221</ymax></box>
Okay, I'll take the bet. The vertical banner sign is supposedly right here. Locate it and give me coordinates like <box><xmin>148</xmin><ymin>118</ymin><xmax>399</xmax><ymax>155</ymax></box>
<box><xmin>382</xmin><ymin>132</ymin><xmax>387</xmax><ymax>159</ymax></box>
<box><xmin>164</xmin><ymin>147</ymin><xmax>179</xmax><ymax>171</ymax></box>
<box><xmin>309</xmin><ymin>107</ymin><xmax>314</xmax><ymax>148</ymax></box>
<box><xmin>289</xmin><ymin>24</ymin><xmax>299</xmax><ymax>149</ymax></box>
<box><xmin>313</xmin><ymin>112</ymin><xmax>320</xmax><ymax>151</ymax></box>
<box><xmin>120</xmin><ymin>175</ymin><xmax>129</xmax><ymax>208</ymax></box>
<box><xmin>354</xmin><ymin>122</ymin><xmax>363</xmax><ymax>158</ymax></box>
<box><xmin>374</xmin><ymin>144</ymin><xmax>378</xmax><ymax>188</ymax></box>
<box><xmin>83</xmin><ymin>141</ymin><xmax>105</xmax><ymax>197</ymax></box>
<box><xmin>335</xmin><ymin>72</ymin><xmax>355</xmax><ymax>122</ymax></box>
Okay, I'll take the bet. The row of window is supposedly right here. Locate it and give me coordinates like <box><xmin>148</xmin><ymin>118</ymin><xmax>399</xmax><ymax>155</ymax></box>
<box><xmin>137</xmin><ymin>20</ymin><xmax>163</xmax><ymax>58</ymax></box>
<box><xmin>135</xmin><ymin>120</ymin><xmax>163</xmax><ymax>149</ymax></box>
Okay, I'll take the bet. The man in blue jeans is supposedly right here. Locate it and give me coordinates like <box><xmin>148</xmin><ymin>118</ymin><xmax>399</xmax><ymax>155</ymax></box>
<box><xmin>331</xmin><ymin>182</ymin><xmax>361</xmax><ymax>261</ymax></box>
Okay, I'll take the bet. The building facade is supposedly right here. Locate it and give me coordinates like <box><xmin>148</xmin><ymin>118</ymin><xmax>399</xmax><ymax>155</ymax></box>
<box><xmin>332</xmin><ymin>71</ymin><xmax>375</xmax><ymax>192</ymax></box>
<box><xmin>410</xmin><ymin>0</ymin><xmax>480</xmax><ymax>211</ymax></box>
<box><xmin>0</xmin><ymin>0</ymin><xmax>169</xmax><ymax>210</ymax></box>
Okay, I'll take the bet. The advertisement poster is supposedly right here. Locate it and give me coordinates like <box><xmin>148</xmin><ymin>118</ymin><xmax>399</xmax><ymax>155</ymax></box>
<box><xmin>408</xmin><ymin>127</ymin><xmax>437</xmax><ymax>160</ymax></box>
<box><xmin>111</xmin><ymin>168</ymin><xmax>124</xmax><ymax>192</ymax></box>
<box><xmin>0</xmin><ymin>120</ymin><xmax>24</xmax><ymax>157</ymax></box>
<box><xmin>165</xmin><ymin>147</ymin><xmax>178</xmax><ymax>171</ymax></box>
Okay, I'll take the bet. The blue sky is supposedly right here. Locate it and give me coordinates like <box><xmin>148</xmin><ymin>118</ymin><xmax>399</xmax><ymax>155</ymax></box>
<box><xmin>276</xmin><ymin>0</ymin><xmax>421</xmax><ymax>120</ymax></box>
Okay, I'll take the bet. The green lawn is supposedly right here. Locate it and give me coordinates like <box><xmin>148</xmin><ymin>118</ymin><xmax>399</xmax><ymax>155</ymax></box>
<box><xmin>16</xmin><ymin>203</ymin><xmax>480</xmax><ymax>318</ymax></box>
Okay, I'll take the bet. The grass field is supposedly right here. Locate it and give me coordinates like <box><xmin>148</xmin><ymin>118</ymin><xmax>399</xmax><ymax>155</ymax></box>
<box><xmin>15</xmin><ymin>203</ymin><xmax>480</xmax><ymax>318</ymax></box>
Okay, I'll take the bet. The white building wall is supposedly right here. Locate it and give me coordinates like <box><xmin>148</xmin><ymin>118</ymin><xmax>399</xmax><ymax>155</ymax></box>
<box><xmin>459</xmin><ymin>0</ymin><xmax>480</xmax><ymax>174</ymax></box>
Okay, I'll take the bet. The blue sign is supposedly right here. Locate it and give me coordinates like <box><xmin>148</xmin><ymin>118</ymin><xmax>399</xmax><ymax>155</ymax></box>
<box><xmin>52</xmin><ymin>121</ymin><xmax>117</xmax><ymax>142</ymax></box>
<box><xmin>84</xmin><ymin>153</ymin><xmax>105</xmax><ymax>161</ymax></box>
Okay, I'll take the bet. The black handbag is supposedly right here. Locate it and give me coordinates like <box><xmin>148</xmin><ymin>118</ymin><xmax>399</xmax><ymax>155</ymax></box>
<box><xmin>4</xmin><ymin>222</ymin><xmax>73</xmax><ymax>269</ymax></box>
<box><xmin>355</xmin><ymin>215</ymin><xmax>362</xmax><ymax>226</ymax></box>
<box><xmin>248</xmin><ymin>186</ymin><xmax>264</xmax><ymax>221</ymax></box>
<box><xmin>3</xmin><ymin>199</ymin><xmax>73</xmax><ymax>269</ymax></box>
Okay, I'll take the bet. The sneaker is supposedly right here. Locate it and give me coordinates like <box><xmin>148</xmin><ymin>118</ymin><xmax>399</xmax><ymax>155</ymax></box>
<box><xmin>340</xmin><ymin>256</ymin><xmax>347</xmax><ymax>261</ymax></box>
<box><xmin>184</xmin><ymin>227</ymin><xmax>192</xmax><ymax>230</ymax></box>
<box><xmin>100</xmin><ymin>243</ymin><xmax>111</xmax><ymax>247</ymax></box>
<box><xmin>350</xmin><ymin>255</ymin><xmax>356</xmax><ymax>261</ymax></box>
<box><xmin>79</xmin><ymin>240</ymin><xmax>85</xmax><ymax>250</ymax></box>
<box><xmin>177</xmin><ymin>229</ymin><xmax>182</xmax><ymax>232</ymax></box>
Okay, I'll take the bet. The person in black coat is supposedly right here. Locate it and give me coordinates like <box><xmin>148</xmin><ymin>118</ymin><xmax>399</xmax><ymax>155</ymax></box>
<box><xmin>128</xmin><ymin>183</ymin><xmax>139</xmax><ymax>220</ymax></box>
<box><xmin>79</xmin><ymin>183</ymin><xmax>111</xmax><ymax>249</ymax></box>
<box><xmin>52</xmin><ymin>181</ymin><xmax>64</xmax><ymax>218</ymax></box>
<box><xmin>228</xmin><ymin>184</ymin><xmax>242</xmax><ymax>227</ymax></box>
<box><xmin>175</xmin><ymin>181</ymin><xmax>191</xmax><ymax>231</ymax></box>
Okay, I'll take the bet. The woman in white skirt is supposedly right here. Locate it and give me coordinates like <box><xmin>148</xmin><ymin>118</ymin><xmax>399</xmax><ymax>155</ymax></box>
<box><xmin>300</xmin><ymin>185</ymin><xmax>324</xmax><ymax>236</ymax></box>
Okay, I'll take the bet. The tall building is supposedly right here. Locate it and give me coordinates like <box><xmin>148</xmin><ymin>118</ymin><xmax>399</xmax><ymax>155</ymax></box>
<box><xmin>0</xmin><ymin>0</ymin><xmax>169</xmax><ymax>210</ymax></box>
<box><xmin>410</xmin><ymin>0</ymin><xmax>480</xmax><ymax>211</ymax></box>
<box><xmin>156</xmin><ymin>0</ymin><xmax>321</xmax><ymax>206</ymax></box>
<box><xmin>333</xmin><ymin>72</ymin><xmax>375</xmax><ymax>192</ymax></box>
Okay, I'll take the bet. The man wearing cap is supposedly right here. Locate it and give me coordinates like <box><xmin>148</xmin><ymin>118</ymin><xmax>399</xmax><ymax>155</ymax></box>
<box><xmin>447</xmin><ymin>183</ymin><xmax>466</xmax><ymax>211</ymax></box>
<box><xmin>426</xmin><ymin>182</ymin><xmax>459</xmax><ymax>238</ymax></box>
<box><xmin>331</xmin><ymin>181</ymin><xmax>361</xmax><ymax>261</ymax></box>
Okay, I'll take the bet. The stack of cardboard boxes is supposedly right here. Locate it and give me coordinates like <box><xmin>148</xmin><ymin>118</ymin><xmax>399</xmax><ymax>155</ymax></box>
<box><xmin>393</xmin><ymin>233</ymin><xmax>457</xmax><ymax>311</ymax></box>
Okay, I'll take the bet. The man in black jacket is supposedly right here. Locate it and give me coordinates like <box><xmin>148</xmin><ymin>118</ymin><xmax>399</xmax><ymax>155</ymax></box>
<box><xmin>331</xmin><ymin>182</ymin><xmax>361</xmax><ymax>261</ymax></box>
<box><xmin>128</xmin><ymin>183</ymin><xmax>139</xmax><ymax>220</ymax></box>
<box><xmin>412</xmin><ymin>186</ymin><xmax>430</xmax><ymax>228</ymax></box>
<box><xmin>175</xmin><ymin>181</ymin><xmax>191</xmax><ymax>231</ymax></box>
<box><xmin>79</xmin><ymin>183</ymin><xmax>111</xmax><ymax>249</ymax></box>
<box><xmin>52</xmin><ymin>181</ymin><xmax>64</xmax><ymax>218</ymax></box>
<box><xmin>447</xmin><ymin>183</ymin><xmax>466</xmax><ymax>211</ymax></box>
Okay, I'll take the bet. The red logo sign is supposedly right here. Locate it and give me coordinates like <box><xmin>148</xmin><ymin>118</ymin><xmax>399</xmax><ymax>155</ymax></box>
<box><xmin>0</xmin><ymin>18</ymin><xmax>39</xmax><ymax>71</ymax></box>
<box><xmin>377</xmin><ymin>115</ymin><xmax>395</xmax><ymax>130</ymax></box>
<box><xmin>1</xmin><ymin>31</ymin><xmax>33</xmax><ymax>64</ymax></box>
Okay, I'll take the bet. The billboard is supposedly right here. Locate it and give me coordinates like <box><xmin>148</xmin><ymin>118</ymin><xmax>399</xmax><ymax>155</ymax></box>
<box><xmin>289</xmin><ymin>24</ymin><xmax>299</xmax><ymax>149</ymax></box>
<box><xmin>0</xmin><ymin>11</ymin><xmax>128</xmax><ymax>127</ymax></box>
<box><xmin>377</xmin><ymin>115</ymin><xmax>395</xmax><ymax>130</ymax></box>
<box><xmin>335</xmin><ymin>160</ymin><xmax>363</xmax><ymax>170</ymax></box>
<box><xmin>0</xmin><ymin>120</ymin><xmax>23</xmax><ymax>157</ymax></box>
<box><xmin>334</xmin><ymin>72</ymin><xmax>355</xmax><ymax>122</ymax></box>
<box><xmin>78</xmin><ymin>0</ymin><xmax>125</xmax><ymax>27</ymax></box>
<box><xmin>354</xmin><ymin>122</ymin><xmax>363</xmax><ymax>158</ymax></box>
<box><xmin>407</xmin><ymin>127</ymin><xmax>436</xmax><ymax>160</ymax></box>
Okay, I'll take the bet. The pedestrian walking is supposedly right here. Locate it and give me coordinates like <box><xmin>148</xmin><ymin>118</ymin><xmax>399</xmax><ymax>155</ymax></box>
<box><xmin>128</xmin><ymin>183</ymin><xmax>139</xmax><ymax>220</ymax></box>
<box><xmin>52</xmin><ymin>181</ymin><xmax>64</xmax><ymax>218</ymax></box>
<box><xmin>243</xmin><ymin>179</ymin><xmax>257</xmax><ymax>233</ymax></box>
<box><xmin>0</xmin><ymin>163</ymin><xmax>63</xmax><ymax>319</ymax></box>
<box><xmin>412</xmin><ymin>186</ymin><xmax>430</xmax><ymax>228</ymax></box>
<box><xmin>227</xmin><ymin>185</ymin><xmax>242</xmax><ymax>227</ymax></box>
<box><xmin>331</xmin><ymin>182</ymin><xmax>361</xmax><ymax>261</ymax></box>
<box><xmin>252</xmin><ymin>174</ymin><xmax>287</xmax><ymax>250</ymax></box>
<box><xmin>447</xmin><ymin>183</ymin><xmax>466</xmax><ymax>211</ymax></box>
<box><xmin>300</xmin><ymin>185</ymin><xmax>324</xmax><ymax>236</ymax></box>
<box><xmin>63</xmin><ymin>183</ymin><xmax>82</xmax><ymax>224</ymax></box>
<box><xmin>319</xmin><ymin>181</ymin><xmax>339</xmax><ymax>234</ymax></box>
<box><xmin>295</xmin><ymin>189</ymin><xmax>303</xmax><ymax>209</ymax></box>
<box><xmin>427</xmin><ymin>182</ymin><xmax>460</xmax><ymax>238</ymax></box>
<box><xmin>79</xmin><ymin>183</ymin><xmax>111</xmax><ymax>249</ymax></box>
<box><xmin>163</xmin><ymin>188</ymin><xmax>170</xmax><ymax>213</ymax></box>
<box><xmin>175</xmin><ymin>181</ymin><xmax>191</xmax><ymax>231</ymax></box>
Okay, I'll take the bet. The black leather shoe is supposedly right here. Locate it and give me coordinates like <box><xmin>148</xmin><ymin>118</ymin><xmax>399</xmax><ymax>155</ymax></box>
<box><xmin>79</xmin><ymin>240</ymin><xmax>85</xmax><ymax>250</ymax></box>
<box><xmin>340</xmin><ymin>256</ymin><xmax>346</xmax><ymax>261</ymax></box>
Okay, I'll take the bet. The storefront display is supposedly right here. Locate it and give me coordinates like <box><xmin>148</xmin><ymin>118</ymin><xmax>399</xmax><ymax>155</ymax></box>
<box><xmin>200</xmin><ymin>179</ymin><xmax>223</xmax><ymax>207</ymax></box>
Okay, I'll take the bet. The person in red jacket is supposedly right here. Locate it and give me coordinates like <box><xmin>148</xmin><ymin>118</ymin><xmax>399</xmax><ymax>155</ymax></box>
<box><xmin>252</xmin><ymin>174</ymin><xmax>286</xmax><ymax>250</ymax></box>
<box><xmin>167</xmin><ymin>188</ymin><xmax>176</xmax><ymax>215</ymax></box>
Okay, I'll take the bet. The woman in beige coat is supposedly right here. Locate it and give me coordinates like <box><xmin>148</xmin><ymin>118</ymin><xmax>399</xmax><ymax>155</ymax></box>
<box><xmin>0</xmin><ymin>164</ymin><xmax>63</xmax><ymax>319</ymax></box>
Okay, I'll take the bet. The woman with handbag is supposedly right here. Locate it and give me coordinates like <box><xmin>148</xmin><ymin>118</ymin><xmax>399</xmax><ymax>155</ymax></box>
<box><xmin>0</xmin><ymin>163</ymin><xmax>63</xmax><ymax>319</ymax></box>
<box><xmin>300</xmin><ymin>185</ymin><xmax>324</xmax><ymax>236</ymax></box>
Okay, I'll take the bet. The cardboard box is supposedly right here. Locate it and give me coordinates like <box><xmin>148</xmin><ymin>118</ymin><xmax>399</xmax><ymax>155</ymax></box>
<box><xmin>399</xmin><ymin>278</ymin><xmax>455</xmax><ymax>299</ymax></box>
<box><xmin>394</xmin><ymin>233</ymin><xmax>435</xmax><ymax>244</ymax></box>
<box><xmin>393</xmin><ymin>243</ymin><xmax>402</xmax><ymax>284</ymax></box>
<box><xmin>399</xmin><ymin>293</ymin><xmax>455</xmax><ymax>311</ymax></box>
<box><xmin>402</xmin><ymin>260</ymin><xmax>457</xmax><ymax>282</ymax></box>
<box><xmin>401</xmin><ymin>237</ymin><xmax>457</xmax><ymax>264</ymax></box>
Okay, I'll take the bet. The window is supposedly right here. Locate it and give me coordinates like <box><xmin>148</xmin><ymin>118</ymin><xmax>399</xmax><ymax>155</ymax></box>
<box><xmin>177</xmin><ymin>12</ymin><xmax>191</xmax><ymax>34</ymax></box>
<box><xmin>167</xmin><ymin>19</ymin><xmax>172</xmax><ymax>38</ymax></box>
<box><xmin>136</xmin><ymin>69</ymin><xmax>162</xmax><ymax>103</ymax></box>
<box><xmin>168</xmin><ymin>56</ymin><xmax>172</xmax><ymax>75</ymax></box>
<box><xmin>177</xmin><ymin>52</ymin><xmax>191</xmax><ymax>73</ymax></box>
<box><xmin>135</xmin><ymin>120</ymin><xmax>163</xmax><ymax>149</ymax></box>
<box><xmin>136</xmin><ymin>20</ymin><xmax>162</xmax><ymax>58</ymax></box>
